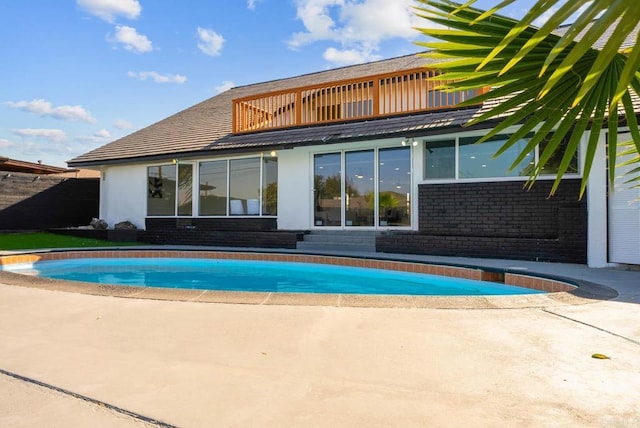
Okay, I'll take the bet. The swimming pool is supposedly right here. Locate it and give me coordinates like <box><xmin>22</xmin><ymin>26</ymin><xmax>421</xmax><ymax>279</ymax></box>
<box><xmin>3</xmin><ymin>257</ymin><xmax>544</xmax><ymax>296</ymax></box>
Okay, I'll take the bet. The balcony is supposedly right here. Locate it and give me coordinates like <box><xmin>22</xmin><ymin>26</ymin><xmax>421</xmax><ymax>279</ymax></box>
<box><xmin>232</xmin><ymin>68</ymin><xmax>486</xmax><ymax>134</ymax></box>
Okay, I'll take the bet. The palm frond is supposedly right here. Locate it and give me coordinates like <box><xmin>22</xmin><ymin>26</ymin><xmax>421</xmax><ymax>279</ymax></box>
<box><xmin>415</xmin><ymin>0</ymin><xmax>640</xmax><ymax>196</ymax></box>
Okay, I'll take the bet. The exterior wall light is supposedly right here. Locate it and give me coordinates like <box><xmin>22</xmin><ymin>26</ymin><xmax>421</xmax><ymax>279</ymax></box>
<box><xmin>401</xmin><ymin>137</ymin><xmax>418</xmax><ymax>146</ymax></box>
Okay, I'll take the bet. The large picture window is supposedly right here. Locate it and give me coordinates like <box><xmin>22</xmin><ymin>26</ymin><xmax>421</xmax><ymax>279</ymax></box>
<box><xmin>198</xmin><ymin>155</ymin><xmax>277</xmax><ymax>217</ymax></box>
<box><xmin>148</xmin><ymin>155</ymin><xmax>277</xmax><ymax>218</ymax></box>
<box><xmin>458</xmin><ymin>135</ymin><xmax>532</xmax><ymax>179</ymax></box>
<box><xmin>424</xmin><ymin>133</ymin><xmax>579</xmax><ymax>180</ymax></box>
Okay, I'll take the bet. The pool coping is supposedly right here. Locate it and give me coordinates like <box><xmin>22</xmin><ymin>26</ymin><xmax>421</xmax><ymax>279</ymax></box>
<box><xmin>0</xmin><ymin>248</ymin><xmax>619</xmax><ymax>309</ymax></box>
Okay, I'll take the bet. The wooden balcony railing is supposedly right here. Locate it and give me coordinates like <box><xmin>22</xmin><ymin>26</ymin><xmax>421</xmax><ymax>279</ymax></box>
<box><xmin>232</xmin><ymin>68</ymin><xmax>486</xmax><ymax>134</ymax></box>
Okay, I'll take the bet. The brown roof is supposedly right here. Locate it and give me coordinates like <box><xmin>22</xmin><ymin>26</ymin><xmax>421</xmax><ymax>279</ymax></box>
<box><xmin>0</xmin><ymin>157</ymin><xmax>70</xmax><ymax>174</ymax></box>
<box><xmin>68</xmin><ymin>53</ymin><xmax>433</xmax><ymax>167</ymax></box>
<box><xmin>68</xmin><ymin>21</ymin><xmax>640</xmax><ymax>168</ymax></box>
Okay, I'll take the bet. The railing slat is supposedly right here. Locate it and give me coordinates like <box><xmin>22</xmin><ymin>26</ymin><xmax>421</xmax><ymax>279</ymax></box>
<box><xmin>232</xmin><ymin>67</ymin><xmax>486</xmax><ymax>133</ymax></box>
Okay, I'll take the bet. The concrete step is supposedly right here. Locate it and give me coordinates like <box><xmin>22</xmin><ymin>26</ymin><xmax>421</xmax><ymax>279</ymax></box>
<box><xmin>296</xmin><ymin>231</ymin><xmax>380</xmax><ymax>252</ymax></box>
<box><xmin>296</xmin><ymin>241</ymin><xmax>376</xmax><ymax>253</ymax></box>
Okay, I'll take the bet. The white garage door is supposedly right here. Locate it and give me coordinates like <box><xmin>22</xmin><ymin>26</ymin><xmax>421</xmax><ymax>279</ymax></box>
<box><xmin>608</xmin><ymin>132</ymin><xmax>640</xmax><ymax>265</ymax></box>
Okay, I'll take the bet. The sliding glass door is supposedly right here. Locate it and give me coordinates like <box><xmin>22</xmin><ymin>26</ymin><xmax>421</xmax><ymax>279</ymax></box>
<box><xmin>313</xmin><ymin>153</ymin><xmax>342</xmax><ymax>226</ymax></box>
<box><xmin>345</xmin><ymin>150</ymin><xmax>374</xmax><ymax>226</ymax></box>
<box><xmin>313</xmin><ymin>147</ymin><xmax>411</xmax><ymax>228</ymax></box>
<box><xmin>378</xmin><ymin>147</ymin><xmax>411</xmax><ymax>227</ymax></box>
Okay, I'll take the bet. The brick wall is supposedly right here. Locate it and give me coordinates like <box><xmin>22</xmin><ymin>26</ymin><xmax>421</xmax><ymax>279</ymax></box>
<box><xmin>145</xmin><ymin>217</ymin><xmax>277</xmax><ymax>232</ymax></box>
<box><xmin>377</xmin><ymin>179</ymin><xmax>587</xmax><ymax>263</ymax></box>
<box><xmin>0</xmin><ymin>171</ymin><xmax>99</xmax><ymax>230</ymax></box>
<box><xmin>139</xmin><ymin>217</ymin><xmax>299</xmax><ymax>248</ymax></box>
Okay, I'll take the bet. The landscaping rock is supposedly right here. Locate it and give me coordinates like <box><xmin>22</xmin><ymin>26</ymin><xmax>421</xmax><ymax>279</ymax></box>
<box><xmin>114</xmin><ymin>221</ymin><xmax>138</xmax><ymax>230</ymax></box>
<box><xmin>90</xmin><ymin>218</ymin><xmax>108</xmax><ymax>230</ymax></box>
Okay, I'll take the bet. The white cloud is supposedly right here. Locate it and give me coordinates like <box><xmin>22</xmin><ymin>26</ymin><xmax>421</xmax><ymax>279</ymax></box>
<box><xmin>323</xmin><ymin>47</ymin><xmax>379</xmax><ymax>66</ymax></box>
<box><xmin>112</xmin><ymin>25</ymin><xmax>153</xmax><ymax>53</ymax></box>
<box><xmin>0</xmin><ymin>138</ymin><xmax>14</xmax><ymax>149</ymax></box>
<box><xmin>113</xmin><ymin>119</ymin><xmax>133</xmax><ymax>129</ymax></box>
<box><xmin>288</xmin><ymin>0</ymin><xmax>342</xmax><ymax>49</ymax></box>
<box><xmin>197</xmin><ymin>27</ymin><xmax>225</xmax><ymax>56</ymax></box>
<box><xmin>214</xmin><ymin>80</ymin><xmax>235</xmax><ymax>94</ymax></box>
<box><xmin>247</xmin><ymin>0</ymin><xmax>263</xmax><ymax>10</ymax></box>
<box><xmin>76</xmin><ymin>129</ymin><xmax>112</xmax><ymax>143</ymax></box>
<box><xmin>128</xmin><ymin>71</ymin><xmax>187</xmax><ymax>84</ymax></box>
<box><xmin>5</xmin><ymin>99</ymin><xmax>97</xmax><ymax>124</ymax></box>
<box><xmin>77</xmin><ymin>0</ymin><xmax>142</xmax><ymax>23</ymax></box>
<box><xmin>12</xmin><ymin>128</ymin><xmax>68</xmax><ymax>142</ymax></box>
<box><xmin>288</xmin><ymin>0</ymin><xmax>420</xmax><ymax>65</ymax></box>
<box><xmin>94</xmin><ymin>129</ymin><xmax>111</xmax><ymax>138</ymax></box>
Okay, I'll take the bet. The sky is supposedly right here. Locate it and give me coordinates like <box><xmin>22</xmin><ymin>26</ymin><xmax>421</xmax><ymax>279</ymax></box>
<box><xmin>0</xmin><ymin>0</ymin><xmax>539</xmax><ymax>167</ymax></box>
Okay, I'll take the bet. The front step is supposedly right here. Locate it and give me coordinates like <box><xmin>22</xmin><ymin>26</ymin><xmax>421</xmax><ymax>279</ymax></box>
<box><xmin>296</xmin><ymin>230</ymin><xmax>379</xmax><ymax>252</ymax></box>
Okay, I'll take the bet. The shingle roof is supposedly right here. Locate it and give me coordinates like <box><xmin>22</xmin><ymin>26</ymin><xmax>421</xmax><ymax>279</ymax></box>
<box><xmin>555</xmin><ymin>21</ymin><xmax>640</xmax><ymax>50</ymax></box>
<box><xmin>68</xmin><ymin>22</ymin><xmax>640</xmax><ymax>168</ymax></box>
<box><xmin>68</xmin><ymin>53</ymin><xmax>435</xmax><ymax>167</ymax></box>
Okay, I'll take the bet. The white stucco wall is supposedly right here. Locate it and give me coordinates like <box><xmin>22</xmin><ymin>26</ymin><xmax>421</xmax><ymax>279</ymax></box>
<box><xmin>277</xmin><ymin>148</ymin><xmax>312</xmax><ymax>230</ymax></box>
<box><xmin>100</xmin><ymin>164</ymin><xmax>147</xmax><ymax>229</ymax></box>
<box><xmin>585</xmin><ymin>130</ymin><xmax>609</xmax><ymax>267</ymax></box>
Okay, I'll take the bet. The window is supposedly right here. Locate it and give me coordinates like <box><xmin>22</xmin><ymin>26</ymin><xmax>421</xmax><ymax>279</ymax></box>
<box><xmin>425</xmin><ymin>140</ymin><xmax>455</xmax><ymax>179</ymax></box>
<box><xmin>199</xmin><ymin>160</ymin><xmax>227</xmax><ymax>216</ymax></box>
<box><xmin>148</xmin><ymin>155</ymin><xmax>277</xmax><ymax>218</ymax></box>
<box><xmin>147</xmin><ymin>165</ymin><xmax>176</xmax><ymax>216</ymax></box>
<box><xmin>197</xmin><ymin>155</ymin><xmax>277</xmax><ymax>217</ymax></box>
<box><xmin>314</xmin><ymin>147</ymin><xmax>411</xmax><ymax>228</ymax></box>
<box><xmin>345</xmin><ymin>150</ymin><xmax>374</xmax><ymax>226</ymax></box>
<box><xmin>262</xmin><ymin>157</ymin><xmax>278</xmax><ymax>215</ymax></box>
<box><xmin>148</xmin><ymin>164</ymin><xmax>193</xmax><ymax>216</ymax></box>
<box><xmin>459</xmin><ymin>135</ymin><xmax>532</xmax><ymax>179</ymax></box>
<box><xmin>539</xmin><ymin>136</ymin><xmax>579</xmax><ymax>174</ymax></box>
<box><xmin>230</xmin><ymin>158</ymin><xmax>261</xmax><ymax>215</ymax></box>
<box><xmin>379</xmin><ymin>147</ymin><xmax>411</xmax><ymax>227</ymax></box>
<box><xmin>177</xmin><ymin>164</ymin><xmax>193</xmax><ymax>216</ymax></box>
<box><xmin>314</xmin><ymin>153</ymin><xmax>342</xmax><ymax>226</ymax></box>
<box><xmin>424</xmin><ymin>133</ymin><xmax>579</xmax><ymax>181</ymax></box>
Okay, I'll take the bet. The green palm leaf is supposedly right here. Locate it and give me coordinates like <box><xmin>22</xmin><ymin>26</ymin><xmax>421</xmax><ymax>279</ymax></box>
<box><xmin>415</xmin><ymin>0</ymin><xmax>640</xmax><ymax>195</ymax></box>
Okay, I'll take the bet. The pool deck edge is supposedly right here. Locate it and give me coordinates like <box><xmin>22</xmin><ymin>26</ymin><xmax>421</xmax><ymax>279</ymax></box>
<box><xmin>0</xmin><ymin>247</ymin><xmax>619</xmax><ymax>309</ymax></box>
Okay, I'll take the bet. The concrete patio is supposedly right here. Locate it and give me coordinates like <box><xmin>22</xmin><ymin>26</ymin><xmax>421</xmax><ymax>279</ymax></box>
<box><xmin>0</xmin><ymin>251</ymin><xmax>639</xmax><ymax>427</ymax></box>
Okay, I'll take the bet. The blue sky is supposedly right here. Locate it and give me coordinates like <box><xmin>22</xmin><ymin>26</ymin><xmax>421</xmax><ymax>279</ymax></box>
<box><xmin>0</xmin><ymin>0</ymin><xmax>536</xmax><ymax>167</ymax></box>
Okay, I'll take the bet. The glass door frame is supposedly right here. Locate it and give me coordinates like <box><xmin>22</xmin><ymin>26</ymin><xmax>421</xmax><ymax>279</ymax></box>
<box><xmin>311</xmin><ymin>145</ymin><xmax>412</xmax><ymax>230</ymax></box>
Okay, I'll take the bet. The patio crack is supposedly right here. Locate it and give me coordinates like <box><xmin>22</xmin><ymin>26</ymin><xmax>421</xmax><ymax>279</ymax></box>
<box><xmin>542</xmin><ymin>309</ymin><xmax>640</xmax><ymax>347</ymax></box>
<box><xmin>0</xmin><ymin>368</ymin><xmax>176</xmax><ymax>428</ymax></box>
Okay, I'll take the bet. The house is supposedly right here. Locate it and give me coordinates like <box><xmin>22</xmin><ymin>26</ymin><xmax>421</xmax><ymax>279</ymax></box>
<box><xmin>67</xmin><ymin>50</ymin><xmax>640</xmax><ymax>268</ymax></box>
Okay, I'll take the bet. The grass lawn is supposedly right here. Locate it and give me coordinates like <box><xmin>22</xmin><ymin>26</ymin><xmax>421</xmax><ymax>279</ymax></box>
<box><xmin>0</xmin><ymin>232</ymin><xmax>140</xmax><ymax>251</ymax></box>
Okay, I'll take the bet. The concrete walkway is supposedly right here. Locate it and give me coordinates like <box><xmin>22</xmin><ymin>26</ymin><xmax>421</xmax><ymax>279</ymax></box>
<box><xmin>0</xmin><ymin>250</ymin><xmax>639</xmax><ymax>427</ymax></box>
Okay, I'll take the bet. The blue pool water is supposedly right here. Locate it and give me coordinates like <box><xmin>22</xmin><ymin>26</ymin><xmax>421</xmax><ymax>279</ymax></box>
<box><xmin>3</xmin><ymin>258</ymin><xmax>544</xmax><ymax>296</ymax></box>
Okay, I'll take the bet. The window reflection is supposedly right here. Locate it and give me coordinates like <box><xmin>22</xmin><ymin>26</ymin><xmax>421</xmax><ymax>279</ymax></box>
<box><xmin>425</xmin><ymin>139</ymin><xmax>455</xmax><ymax>179</ymax></box>
<box><xmin>314</xmin><ymin>153</ymin><xmax>342</xmax><ymax>226</ymax></box>
<box><xmin>199</xmin><ymin>161</ymin><xmax>227</xmax><ymax>216</ymax></box>
<box><xmin>177</xmin><ymin>164</ymin><xmax>193</xmax><ymax>216</ymax></box>
<box><xmin>147</xmin><ymin>165</ymin><xmax>176</xmax><ymax>216</ymax></box>
<box><xmin>345</xmin><ymin>150</ymin><xmax>374</xmax><ymax>226</ymax></box>
<box><xmin>262</xmin><ymin>157</ymin><xmax>278</xmax><ymax>215</ymax></box>
<box><xmin>459</xmin><ymin>135</ymin><xmax>532</xmax><ymax>178</ymax></box>
<box><xmin>379</xmin><ymin>147</ymin><xmax>410</xmax><ymax>227</ymax></box>
<box><xmin>229</xmin><ymin>158</ymin><xmax>260</xmax><ymax>215</ymax></box>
